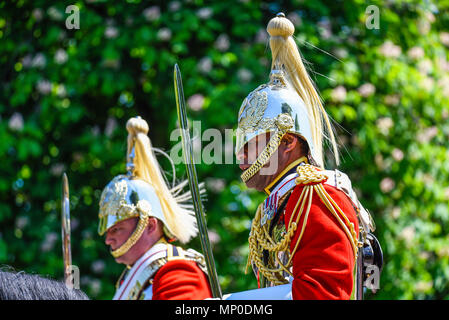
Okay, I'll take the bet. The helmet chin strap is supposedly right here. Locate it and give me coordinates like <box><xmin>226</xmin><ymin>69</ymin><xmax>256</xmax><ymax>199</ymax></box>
<box><xmin>111</xmin><ymin>215</ymin><xmax>149</xmax><ymax>259</ymax></box>
<box><xmin>240</xmin><ymin>130</ymin><xmax>287</xmax><ymax>183</ymax></box>
<box><xmin>240</xmin><ymin>114</ymin><xmax>294</xmax><ymax>183</ymax></box>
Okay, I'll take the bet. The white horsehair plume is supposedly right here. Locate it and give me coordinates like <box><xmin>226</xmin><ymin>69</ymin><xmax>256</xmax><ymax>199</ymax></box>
<box><xmin>126</xmin><ymin>116</ymin><xmax>199</xmax><ymax>243</ymax></box>
<box><xmin>267</xmin><ymin>14</ymin><xmax>339</xmax><ymax>167</ymax></box>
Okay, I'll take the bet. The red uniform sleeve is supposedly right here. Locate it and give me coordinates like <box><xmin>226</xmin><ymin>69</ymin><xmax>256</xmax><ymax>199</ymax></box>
<box><xmin>151</xmin><ymin>259</ymin><xmax>212</xmax><ymax>300</ymax></box>
<box><xmin>284</xmin><ymin>183</ymin><xmax>358</xmax><ymax>300</ymax></box>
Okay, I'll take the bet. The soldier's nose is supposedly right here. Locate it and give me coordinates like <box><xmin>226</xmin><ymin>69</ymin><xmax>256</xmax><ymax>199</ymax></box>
<box><xmin>236</xmin><ymin>148</ymin><xmax>246</xmax><ymax>163</ymax></box>
<box><xmin>105</xmin><ymin>233</ymin><xmax>114</xmax><ymax>246</ymax></box>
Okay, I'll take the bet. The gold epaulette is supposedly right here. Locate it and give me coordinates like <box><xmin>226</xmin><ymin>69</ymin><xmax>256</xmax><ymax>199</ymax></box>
<box><xmin>295</xmin><ymin>164</ymin><xmax>328</xmax><ymax>186</ymax></box>
<box><xmin>294</xmin><ymin>164</ymin><xmax>358</xmax><ymax>258</ymax></box>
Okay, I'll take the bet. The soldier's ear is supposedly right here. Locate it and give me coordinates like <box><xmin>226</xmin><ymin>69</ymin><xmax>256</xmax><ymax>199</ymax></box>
<box><xmin>282</xmin><ymin>134</ymin><xmax>298</xmax><ymax>153</ymax></box>
<box><xmin>146</xmin><ymin>217</ymin><xmax>159</xmax><ymax>233</ymax></box>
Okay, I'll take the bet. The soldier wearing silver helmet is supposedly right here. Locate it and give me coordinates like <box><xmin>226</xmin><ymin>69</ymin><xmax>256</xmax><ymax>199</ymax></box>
<box><xmin>233</xmin><ymin>13</ymin><xmax>382</xmax><ymax>299</ymax></box>
<box><xmin>98</xmin><ymin>116</ymin><xmax>212</xmax><ymax>300</ymax></box>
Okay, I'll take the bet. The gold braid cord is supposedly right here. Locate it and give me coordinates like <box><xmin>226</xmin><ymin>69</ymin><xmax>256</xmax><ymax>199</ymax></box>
<box><xmin>240</xmin><ymin>129</ymin><xmax>287</xmax><ymax>183</ymax></box>
<box><xmin>246</xmin><ymin>164</ymin><xmax>358</xmax><ymax>286</ymax></box>
<box><xmin>240</xmin><ymin>113</ymin><xmax>294</xmax><ymax>183</ymax></box>
<box><xmin>111</xmin><ymin>203</ymin><xmax>152</xmax><ymax>258</ymax></box>
<box><xmin>111</xmin><ymin>215</ymin><xmax>149</xmax><ymax>258</ymax></box>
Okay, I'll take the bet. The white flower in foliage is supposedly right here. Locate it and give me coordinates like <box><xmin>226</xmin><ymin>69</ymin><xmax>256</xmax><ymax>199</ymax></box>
<box><xmin>417</xmin><ymin>59</ymin><xmax>433</xmax><ymax>75</ymax></box>
<box><xmin>438</xmin><ymin>76</ymin><xmax>449</xmax><ymax>96</ymax></box>
<box><xmin>91</xmin><ymin>260</ymin><xmax>106</xmax><ymax>274</ymax></box>
<box><xmin>50</xmin><ymin>163</ymin><xmax>66</xmax><ymax>176</ymax></box>
<box><xmin>89</xmin><ymin>279</ymin><xmax>102</xmax><ymax>296</ymax></box>
<box><xmin>105</xmin><ymin>26</ymin><xmax>119</xmax><ymax>39</ymax></box>
<box><xmin>143</xmin><ymin>6</ymin><xmax>160</xmax><ymax>21</ymax></box>
<box><xmin>379</xmin><ymin>40</ymin><xmax>401</xmax><ymax>58</ymax></box>
<box><xmin>206</xmin><ymin>178</ymin><xmax>226</xmax><ymax>193</ymax></box>
<box><xmin>420</xmin><ymin>77</ymin><xmax>434</xmax><ymax>92</ymax></box>
<box><xmin>197</xmin><ymin>7</ymin><xmax>212</xmax><ymax>19</ymax></box>
<box><xmin>197</xmin><ymin>57</ymin><xmax>212</xmax><ymax>73</ymax></box>
<box><xmin>407</xmin><ymin>46</ymin><xmax>424</xmax><ymax>60</ymax></box>
<box><xmin>287</xmin><ymin>12</ymin><xmax>302</xmax><ymax>26</ymax></box>
<box><xmin>56</xmin><ymin>84</ymin><xmax>67</xmax><ymax>97</ymax></box>
<box><xmin>37</xmin><ymin>79</ymin><xmax>52</xmax><ymax>95</ymax></box>
<box><xmin>318</xmin><ymin>19</ymin><xmax>332</xmax><ymax>40</ymax></box>
<box><xmin>54</xmin><ymin>49</ymin><xmax>68</xmax><ymax>64</ymax></box>
<box><xmin>15</xmin><ymin>216</ymin><xmax>29</xmax><ymax>229</ymax></box>
<box><xmin>437</xmin><ymin>57</ymin><xmax>449</xmax><ymax>72</ymax></box>
<box><xmin>417</xmin><ymin>126</ymin><xmax>438</xmax><ymax>143</ymax></box>
<box><xmin>187</xmin><ymin>94</ymin><xmax>205</xmax><ymax>111</ymax></box>
<box><xmin>255</xmin><ymin>28</ymin><xmax>268</xmax><ymax>44</ymax></box>
<box><xmin>215</xmin><ymin>34</ymin><xmax>230</xmax><ymax>52</ymax></box>
<box><xmin>47</xmin><ymin>6</ymin><xmax>63</xmax><ymax>21</ymax></box>
<box><xmin>376</xmin><ymin>117</ymin><xmax>393</xmax><ymax>135</ymax></box>
<box><xmin>207</xmin><ymin>230</ymin><xmax>221</xmax><ymax>245</ymax></box>
<box><xmin>9</xmin><ymin>112</ymin><xmax>24</xmax><ymax>131</ymax></box>
<box><xmin>391</xmin><ymin>148</ymin><xmax>404</xmax><ymax>161</ymax></box>
<box><xmin>358</xmin><ymin>83</ymin><xmax>376</xmax><ymax>97</ymax></box>
<box><xmin>32</xmin><ymin>8</ymin><xmax>44</xmax><ymax>21</ymax></box>
<box><xmin>330</xmin><ymin>85</ymin><xmax>347</xmax><ymax>102</ymax></box>
<box><xmin>237</xmin><ymin>68</ymin><xmax>253</xmax><ymax>83</ymax></box>
<box><xmin>105</xmin><ymin>117</ymin><xmax>117</xmax><ymax>137</ymax></box>
<box><xmin>399</xmin><ymin>226</ymin><xmax>415</xmax><ymax>243</ymax></box>
<box><xmin>380</xmin><ymin>177</ymin><xmax>395</xmax><ymax>193</ymax></box>
<box><xmin>418</xmin><ymin>19</ymin><xmax>431</xmax><ymax>35</ymax></box>
<box><xmin>390</xmin><ymin>207</ymin><xmax>401</xmax><ymax>220</ymax></box>
<box><xmin>169</xmin><ymin>1</ymin><xmax>181</xmax><ymax>12</ymax></box>
<box><xmin>32</xmin><ymin>53</ymin><xmax>47</xmax><ymax>68</ymax></box>
<box><xmin>333</xmin><ymin>47</ymin><xmax>348</xmax><ymax>59</ymax></box>
<box><xmin>41</xmin><ymin>232</ymin><xmax>58</xmax><ymax>252</ymax></box>
<box><xmin>157</xmin><ymin>28</ymin><xmax>172</xmax><ymax>41</ymax></box>
<box><xmin>440</xmin><ymin>32</ymin><xmax>449</xmax><ymax>46</ymax></box>
<box><xmin>384</xmin><ymin>94</ymin><xmax>400</xmax><ymax>106</ymax></box>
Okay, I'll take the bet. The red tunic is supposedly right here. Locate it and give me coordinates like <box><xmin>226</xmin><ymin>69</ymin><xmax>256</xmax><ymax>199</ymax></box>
<box><xmin>283</xmin><ymin>182</ymin><xmax>359</xmax><ymax>300</ymax></box>
<box><xmin>151</xmin><ymin>259</ymin><xmax>212</xmax><ymax>300</ymax></box>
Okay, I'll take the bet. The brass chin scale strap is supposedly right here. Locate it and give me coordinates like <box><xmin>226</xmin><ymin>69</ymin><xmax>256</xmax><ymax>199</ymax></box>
<box><xmin>240</xmin><ymin>114</ymin><xmax>294</xmax><ymax>183</ymax></box>
<box><xmin>111</xmin><ymin>196</ymin><xmax>151</xmax><ymax>258</ymax></box>
<box><xmin>109</xmin><ymin>198</ymin><xmax>154</xmax><ymax>259</ymax></box>
<box><xmin>111</xmin><ymin>215</ymin><xmax>149</xmax><ymax>258</ymax></box>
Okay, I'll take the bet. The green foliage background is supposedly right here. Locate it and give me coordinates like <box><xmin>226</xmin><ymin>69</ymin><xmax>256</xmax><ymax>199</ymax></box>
<box><xmin>1</xmin><ymin>0</ymin><xmax>449</xmax><ymax>299</ymax></box>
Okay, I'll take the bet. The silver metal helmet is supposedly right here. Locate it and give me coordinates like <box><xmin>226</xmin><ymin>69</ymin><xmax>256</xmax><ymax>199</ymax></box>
<box><xmin>236</xmin><ymin>69</ymin><xmax>318</xmax><ymax>182</ymax></box>
<box><xmin>98</xmin><ymin>173</ymin><xmax>177</xmax><ymax>259</ymax></box>
<box><xmin>98</xmin><ymin>174</ymin><xmax>168</xmax><ymax>237</ymax></box>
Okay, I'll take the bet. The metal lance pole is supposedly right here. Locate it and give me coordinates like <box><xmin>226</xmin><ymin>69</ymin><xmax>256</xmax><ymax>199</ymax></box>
<box><xmin>61</xmin><ymin>172</ymin><xmax>72</xmax><ymax>287</ymax></box>
<box><xmin>173</xmin><ymin>64</ymin><xmax>222</xmax><ymax>299</ymax></box>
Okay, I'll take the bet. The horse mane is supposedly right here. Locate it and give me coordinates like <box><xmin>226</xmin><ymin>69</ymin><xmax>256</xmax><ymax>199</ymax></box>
<box><xmin>0</xmin><ymin>266</ymin><xmax>89</xmax><ymax>300</ymax></box>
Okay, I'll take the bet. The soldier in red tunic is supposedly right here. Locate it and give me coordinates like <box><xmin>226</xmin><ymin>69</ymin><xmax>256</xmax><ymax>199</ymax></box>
<box><xmin>98</xmin><ymin>116</ymin><xmax>212</xmax><ymax>300</ymax></box>
<box><xmin>234</xmin><ymin>13</ymin><xmax>379</xmax><ymax>300</ymax></box>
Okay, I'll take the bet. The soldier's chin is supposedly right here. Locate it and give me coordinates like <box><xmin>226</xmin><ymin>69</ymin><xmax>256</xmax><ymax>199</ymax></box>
<box><xmin>110</xmin><ymin>249</ymin><xmax>125</xmax><ymax>263</ymax></box>
<box><xmin>114</xmin><ymin>254</ymin><xmax>128</xmax><ymax>265</ymax></box>
<box><xmin>244</xmin><ymin>173</ymin><xmax>265</xmax><ymax>192</ymax></box>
